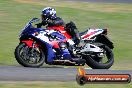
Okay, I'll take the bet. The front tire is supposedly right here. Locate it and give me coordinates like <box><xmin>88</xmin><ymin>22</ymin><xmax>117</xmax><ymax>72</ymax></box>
<box><xmin>84</xmin><ymin>45</ymin><xmax>114</xmax><ymax>69</ymax></box>
<box><xmin>15</xmin><ymin>43</ymin><xmax>45</xmax><ymax>67</ymax></box>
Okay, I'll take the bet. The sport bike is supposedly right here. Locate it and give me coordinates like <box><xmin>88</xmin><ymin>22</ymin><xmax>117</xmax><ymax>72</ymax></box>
<box><xmin>15</xmin><ymin>18</ymin><xmax>114</xmax><ymax>69</ymax></box>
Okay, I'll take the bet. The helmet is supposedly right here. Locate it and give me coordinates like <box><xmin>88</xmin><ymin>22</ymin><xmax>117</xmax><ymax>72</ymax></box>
<box><xmin>41</xmin><ymin>7</ymin><xmax>56</xmax><ymax>20</ymax></box>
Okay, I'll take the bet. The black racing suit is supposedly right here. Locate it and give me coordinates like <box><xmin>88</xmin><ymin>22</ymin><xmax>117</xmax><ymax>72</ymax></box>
<box><xmin>36</xmin><ymin>17</ymin><xmax>65</xmax><ymax>28</ymax></box>
<box><xmin>65</xmin><ymin>21</ymin><xmax>81</xmax><ymax>45</ymax></box>
<box><xmin>36</xmin><ymin>17</ymin><xmax>81</xmax><ymax>45</ymax></box>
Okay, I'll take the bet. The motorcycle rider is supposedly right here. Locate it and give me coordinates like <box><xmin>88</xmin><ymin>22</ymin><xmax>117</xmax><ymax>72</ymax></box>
<box><xmin>36</xmin><ymin>7</ymin><xmax>65</xmax><ymax>28</ymax></box>
<box><xmin>36</xmin><ymin>7</ymin><xmax>85</xmax><ymax>64</ymax></box>
<box><xmin>36</xmin><ymin>7</ymin><xmax>83</xmax><ymax>46</ymax></box>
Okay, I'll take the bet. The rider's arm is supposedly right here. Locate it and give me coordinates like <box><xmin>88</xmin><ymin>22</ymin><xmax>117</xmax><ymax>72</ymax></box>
<box><xmin>48</xmin><ymin>17</ymin><xmax>65</xmax><ymax>26</ymax></box>
<box><xmin>36</xmin><ymin>17</ymin><xmax>64</xmax><ymax>28</ymax></box>
<box><xmin>36</xmin><ymin>20</ymin><xmax>47</xmax><ymax>28</ymax></box>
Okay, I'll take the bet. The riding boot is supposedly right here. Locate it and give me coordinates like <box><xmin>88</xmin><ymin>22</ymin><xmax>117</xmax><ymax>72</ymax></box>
<box><xmin>74</xmin><ymin>33</ymin><xmax>85</xmax><ymax>48</ymax></box>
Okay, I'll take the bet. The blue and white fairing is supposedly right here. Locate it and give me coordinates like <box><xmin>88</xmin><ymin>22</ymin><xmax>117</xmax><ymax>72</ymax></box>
<box><xmin>19</xmin><ymin>18</ymin><xmax>67</xmax><ymax>63</ymax></box>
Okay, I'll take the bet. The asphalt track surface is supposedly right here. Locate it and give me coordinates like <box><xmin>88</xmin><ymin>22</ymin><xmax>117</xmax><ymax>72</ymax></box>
<box><xmin>60</xmin><ymin>0</ymin><xmax>132</xmax><ymax>3</ymax></box>
<box><xmin>0</xmin><ymin>66</ymin><xmax>132</xmax><ymax>81</ymax></box>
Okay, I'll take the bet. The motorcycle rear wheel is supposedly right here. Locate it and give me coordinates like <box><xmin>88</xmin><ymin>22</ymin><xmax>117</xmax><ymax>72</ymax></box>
<box><xmin>84</xmin><ymin>45</ymin><xmax>114</xmax><ymax>69</ymax></box>
<box><xmin>15</xmin><ymin>43</ymin><xmax>45</xmax><ymax>67</ymax></box>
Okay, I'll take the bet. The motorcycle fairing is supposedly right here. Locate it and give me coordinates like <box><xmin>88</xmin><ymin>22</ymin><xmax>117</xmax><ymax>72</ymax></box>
<box><xmin>32</xmin><ymin>30</ymin><xmax>63</xmax><ymax>63</ymax></box>
<box><xmin>20</xmin><ymin>36</ymin><xmax>56</xmax><ymax>63</ymax></box>
<box><xmin>47</xmin><ymin>26</ymin><xmax>72</xmax><ymax>39</ymax></box>
<box><xmin>81</xmin><ymin>29</ymin><xmax>104</xmax><ymax>40</ymax></box>
<box><xmin>20</xmin><ymin>24</ymin><xmax>72</xmax><ymax>63</ymax></box>
<box><xmin>20</xmin><ymin>25</ymin><xmax>57</xmax><ymax>63</ymax></box>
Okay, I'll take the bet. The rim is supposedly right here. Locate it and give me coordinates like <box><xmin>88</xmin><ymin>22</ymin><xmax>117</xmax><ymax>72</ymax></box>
<box><xmin>91</xmin><ymin>46</ymin><xmax>112</xmax><ymax>64</ymax></box>
<box><xmin>19</xmin><ymin>44</ymin><xmax>42</xmax><ymax>65</ymax></box>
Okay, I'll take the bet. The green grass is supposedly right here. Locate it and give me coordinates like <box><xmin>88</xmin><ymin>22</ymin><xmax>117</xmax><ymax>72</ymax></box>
<box><xmin>0</xmin><ymin>0</ymin><xmax>132</xmax><ymax>69</ymax></box>
<box><xmin>0</xmin><ymin>82</ymin><xmax>131</xmax><ymax>88</ymax></box>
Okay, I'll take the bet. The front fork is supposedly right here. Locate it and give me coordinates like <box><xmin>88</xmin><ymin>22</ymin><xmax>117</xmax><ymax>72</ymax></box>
<box><xmin>21</xmin><ymin>39</ymin><xmax>40</xmax><ymax>53</ymax></box>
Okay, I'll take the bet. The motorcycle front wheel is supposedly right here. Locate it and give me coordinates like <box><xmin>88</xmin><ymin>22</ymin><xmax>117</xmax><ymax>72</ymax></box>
<box><xmin>84</xmin><ymin>45</ymin><xmax>114</xmax><ymax>69</ymax></box>
<box><xmin>15</xmin><ymin>43</ymin><xmax>45</xmax><ymax>67</ymax></box>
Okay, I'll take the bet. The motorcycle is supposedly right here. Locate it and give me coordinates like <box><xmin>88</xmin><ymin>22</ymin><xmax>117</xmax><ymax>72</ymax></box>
<box><xmin>15</xmin><ymin>18</ymin><xmax>114</xmax><ymax>69</ymax></box>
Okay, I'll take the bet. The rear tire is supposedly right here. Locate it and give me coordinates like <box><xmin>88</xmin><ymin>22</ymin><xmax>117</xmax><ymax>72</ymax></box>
<box><xmin>15</xmin><ymin>43</ymin><xmax>45</xmax><ymax>67</ymax></box>
<box><xmin>84</xmin><ymin>45</ymin><xmax>114</xmax><ymax>69</ymax></box>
